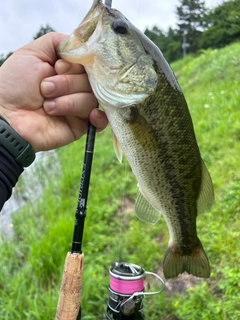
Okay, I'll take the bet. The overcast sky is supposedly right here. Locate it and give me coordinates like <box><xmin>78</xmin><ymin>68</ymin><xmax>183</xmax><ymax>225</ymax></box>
<box><xmin>0</xmin><ymin>0</ymin><xmax>223</xmax><ymax>55</ymax></box>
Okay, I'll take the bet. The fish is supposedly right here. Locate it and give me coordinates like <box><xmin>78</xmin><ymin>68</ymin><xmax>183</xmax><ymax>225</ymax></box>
<box><xmin>57</xmin><ymin>0</ymin><xmax>214</xmax><ymax>279</ymax></box>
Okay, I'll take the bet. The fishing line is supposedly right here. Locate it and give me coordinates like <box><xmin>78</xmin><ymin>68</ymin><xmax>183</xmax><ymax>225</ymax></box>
<box><xmin>136</xmin><ymin>0</ymin><xmax>141</xmax><ymax>28</ymax></box>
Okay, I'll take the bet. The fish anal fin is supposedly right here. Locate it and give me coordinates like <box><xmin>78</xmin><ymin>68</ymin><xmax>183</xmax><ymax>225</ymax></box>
<box><xmin>112</xmin><ymin>130</ymin><xmax>123</xmax><ymax>163</ymax></box>
<box><xmin>135</xmin><ymin>189</ymin><xmax>161</xmax><ymax>224</ymax></box>
<box><xmin>197</xmin><ymin>160</ymin><xmax>214</xmax><ymax>215</ymax></box>
<box><xmin>163</xmin><ymin>243</ymin><xmax>210</xmax><ymax>279</ymax></box>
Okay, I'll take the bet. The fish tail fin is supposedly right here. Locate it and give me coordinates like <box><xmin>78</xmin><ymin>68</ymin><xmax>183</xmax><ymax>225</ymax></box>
<box><xmin>163</xmin><ymin>243</ymin><xmax>210</xmax><ymax>279</ymax></box>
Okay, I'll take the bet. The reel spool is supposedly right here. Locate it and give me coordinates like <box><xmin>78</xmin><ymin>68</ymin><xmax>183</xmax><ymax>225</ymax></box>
<box><xmin>106</xmin><ymin>262</ymin><xmax>165</xmax><ymax>319</ymax></box>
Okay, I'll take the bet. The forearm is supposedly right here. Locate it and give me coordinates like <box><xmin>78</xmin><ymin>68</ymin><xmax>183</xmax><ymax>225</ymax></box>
<box><xmin>0</xmin><ymin>146</ymin><xmax>23</xmax><ymax>211</ymax></box>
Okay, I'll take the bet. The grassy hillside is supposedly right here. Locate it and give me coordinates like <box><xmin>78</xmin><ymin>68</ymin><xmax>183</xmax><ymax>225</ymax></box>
<box><xmin>0</xmin><ymin>42</ymin><xmax>239</xmax><ymax>319</ymax></box>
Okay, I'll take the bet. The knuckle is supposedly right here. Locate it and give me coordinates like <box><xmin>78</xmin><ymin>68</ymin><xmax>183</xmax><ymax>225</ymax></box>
<box><xmin>62</xmin><ymin>74</ymin><xmax>73</xmax><ymax>93</ymax></box>
<box><xmin>66</xmin><ymin>94</ymin><xmax>75</xmax><ymax>112</ymax></box>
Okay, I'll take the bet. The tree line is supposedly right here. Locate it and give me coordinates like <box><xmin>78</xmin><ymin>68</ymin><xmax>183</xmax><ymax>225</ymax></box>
<box><xmin>145</xmin><ymin>0</ymin><xmax>240</xmax><ymax>62</ymax></box>
<box><xmin>0</xmin><ymin>24</ymin><xmax>55</xmax><ymax>66</ymax></box>
<box><xmin>1</xmin><ymin>0</ymin><xmax>240</xmax><ymax>66</ymax></box>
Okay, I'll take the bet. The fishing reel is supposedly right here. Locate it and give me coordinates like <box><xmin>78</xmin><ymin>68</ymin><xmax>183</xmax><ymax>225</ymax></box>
<box><xmin>105</xmin><ymin>262</ymin><xmax>165</xmax><ymax>320</ymax></box>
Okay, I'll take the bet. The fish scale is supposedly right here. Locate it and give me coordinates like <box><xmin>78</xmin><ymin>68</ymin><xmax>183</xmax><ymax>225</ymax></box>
<box><xmin>57</xmin><ymin>0</ymin><xmax>214</xmax><ymax>279</ymax></box>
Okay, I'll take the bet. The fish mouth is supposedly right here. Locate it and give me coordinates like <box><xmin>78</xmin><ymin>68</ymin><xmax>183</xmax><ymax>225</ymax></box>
<box><xmin>57</xmin><ymin>0</ymin><xmax>128</xmax><ymax>65</ymax></box>
<box><xmin>57</xmin><ymin>0</ymin><xmax>105</xmax><ymax>63</ymax></box>
<box><xmin>73</xmin><ymin>0</ymin><xmax>104</xmax><ymax>43</ymax></box>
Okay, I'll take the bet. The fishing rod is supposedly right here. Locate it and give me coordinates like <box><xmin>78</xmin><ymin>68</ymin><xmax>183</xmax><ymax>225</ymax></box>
<box><xmin>55</xmin><ymin>1</ymin><xmax>165</xmax><ymax>319</ymax></box>
<box><xmin>55</xmin><ymin>3</ymin><xmax>112</xmax><ymax>319</ymax></box>
<box><xmin>105</xmin><ymin>0</ymin><xmax>112</xmax><ymax>6</ymax></box>
<box><xmin>55</xmin><ymin>117</ymin><xmax>96</xmax><ymax>320</ymax></box>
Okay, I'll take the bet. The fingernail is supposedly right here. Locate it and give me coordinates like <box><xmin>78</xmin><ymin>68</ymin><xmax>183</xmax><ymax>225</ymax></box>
<box><xmin>41</xmin><ymin>81</ymin><xmax>55</xmax><ymax>96</ymax></box>
<box><xmin>44</xmin><ymin>100</ymin><xmax>56</xmax><ymax>113</ymax></box>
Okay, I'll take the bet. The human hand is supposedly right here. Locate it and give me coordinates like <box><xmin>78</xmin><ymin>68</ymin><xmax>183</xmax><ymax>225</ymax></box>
<box><xmin>0</xmin><ymin>32</ymin><xmax>108</xmax><ymax>152</ymax></box>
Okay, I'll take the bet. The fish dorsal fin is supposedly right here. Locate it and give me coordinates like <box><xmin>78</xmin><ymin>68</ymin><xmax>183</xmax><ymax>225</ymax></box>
<box><xmin>135</xmin><ymin>188</ymin><xmax>161</xmax><ymax>224</ymax></box>
<box><xmin>112</xmin><ymin>130</ymin><xmax>123</xmax><ymax>163</ymax></box>
<box><xmin>197</xmin><ymin>160</ymin><xmax>214</xmax><ymax>214</ymax></box>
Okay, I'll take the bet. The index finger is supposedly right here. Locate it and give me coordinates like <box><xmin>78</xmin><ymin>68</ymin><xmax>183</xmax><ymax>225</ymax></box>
<box><xmin>20</xmin><ymin>32</ymin><xmax>67</xmax><ymax>66</ymax></box>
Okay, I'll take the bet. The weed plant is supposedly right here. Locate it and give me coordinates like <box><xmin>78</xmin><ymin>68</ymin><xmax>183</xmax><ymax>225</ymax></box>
<box><xmin>0</xmin><ymin>42</ymin><xmax>239</xmax><ymax>319</ymax></box>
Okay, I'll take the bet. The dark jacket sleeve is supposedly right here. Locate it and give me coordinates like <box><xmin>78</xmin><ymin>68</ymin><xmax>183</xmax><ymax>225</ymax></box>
<box><xmin>0</xmin><ymin>146</ymin><xmax>23</xmax><ymax>211</ymax></box>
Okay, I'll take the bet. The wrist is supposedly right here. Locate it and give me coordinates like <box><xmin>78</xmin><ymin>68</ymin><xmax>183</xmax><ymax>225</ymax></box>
<box><xmin>0</xmin><ymin>115</ymin><xmax>35</xmax><ymax>167</ymax></box>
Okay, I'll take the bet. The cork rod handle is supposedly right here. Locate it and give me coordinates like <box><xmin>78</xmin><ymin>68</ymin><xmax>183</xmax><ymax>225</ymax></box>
<box><xmin>55</xmin><ymin>252</ymin><xmax>84</xmax><ymax>320</ymax></box>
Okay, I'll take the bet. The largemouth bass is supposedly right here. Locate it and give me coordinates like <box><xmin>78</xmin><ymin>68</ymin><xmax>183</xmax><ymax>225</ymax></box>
<box><xmin>57</xmin><ymin>0</ymin><xmax>214</xmax><ymax>279</ymax></box>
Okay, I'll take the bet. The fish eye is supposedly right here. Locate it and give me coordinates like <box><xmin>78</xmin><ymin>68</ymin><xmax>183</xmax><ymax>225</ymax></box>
<box><xmin>112</xmin><ymin>20</ymin><xmax>128</xmax><ymax>35</ymax></box>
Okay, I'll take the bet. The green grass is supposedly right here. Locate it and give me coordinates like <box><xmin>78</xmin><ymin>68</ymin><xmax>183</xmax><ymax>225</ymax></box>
<box><xmin>0</xmin><ymin>42</ymin><xmax>240</xmax><ymax>319</ymax></box>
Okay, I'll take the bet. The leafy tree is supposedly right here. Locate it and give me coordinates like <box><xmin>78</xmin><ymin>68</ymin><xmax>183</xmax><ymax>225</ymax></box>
<box><xmin>33</xmin><ymin>24</ymin><xmax>55</xmax><ymax>40</ymax></box>
<box><xmin>0</xmin><ymin>54</ymin><xmax>5</xmax><ymax>66</ymax></box>
<box><xmin>144</xmin><ymin>26</ymin><xmax>182</xmax><ymax>62</ymax></box>
<box><xmin>164</xmin><ymin>27</ymin><xmax>182</xmax><ymax>62</ymax></box>
<box><xmin>145</xmin><ymin>26</ymin><xmax>168</xmax><ymax>52</ymax></box>
<box><xmin>0</xmin><ymin>24</ymin><xmax>55</xmax><ymax>66</ymax></box>
<box><xmin>176</xmin><ymin>0</ymin><xmax>207</xmax><ymax>53</ymax></box>
<box><xmin>0</xmin><ymin>52</ymin><xmax>13</xmax><ymax>66</ymax></box>
<box><xmin>199</xmin><ymin>0</ymin><xmax>240</xmax><ymax>49</ymax></box>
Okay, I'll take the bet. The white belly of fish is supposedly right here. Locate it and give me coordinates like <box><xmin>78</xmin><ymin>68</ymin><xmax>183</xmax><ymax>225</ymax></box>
<box><xmin>104</xmin><ymin>105</ymin><xmax>176</xmax><ymax>230</ymax></box>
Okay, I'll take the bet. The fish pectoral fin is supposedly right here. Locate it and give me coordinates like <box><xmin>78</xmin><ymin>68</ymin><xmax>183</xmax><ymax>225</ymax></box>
<box><xmin>197</xmin><ymin>160</ymin><xmax>214</xmax><ymax>215</ymax></box>
<box><xmin>135</xmin><ymin>189</ymin><xmax>161</xmax><ymax>224</ymax></box>
<box><xmin>112</xmin><ymin>130</ymin><xmax>123</xmax><ymax>163</ymax></box>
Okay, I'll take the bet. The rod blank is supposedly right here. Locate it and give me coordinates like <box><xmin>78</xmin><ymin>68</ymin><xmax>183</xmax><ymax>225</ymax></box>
<box><xmin>55</xmin><ymin>121</ymin><xmax>97</xmax><ymax>320</ymax></box>
<box><xmin>105</xmin><ymin>0</ymin><xmax>112</xmax><ymax>7</ymax></box>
